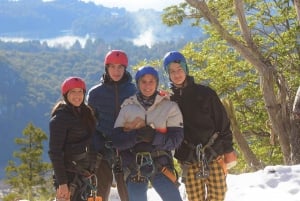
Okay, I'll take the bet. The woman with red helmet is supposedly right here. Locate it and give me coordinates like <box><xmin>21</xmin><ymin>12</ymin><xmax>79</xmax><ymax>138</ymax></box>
<box><xmin>49</xmin><ymin>77</ymin><xmax>97</xmax><ymax>201</ymax></box>
<box><xmin>87</xmin><ymin>50</ymin><xmax>137</xmax><ymax>201</ymax></box>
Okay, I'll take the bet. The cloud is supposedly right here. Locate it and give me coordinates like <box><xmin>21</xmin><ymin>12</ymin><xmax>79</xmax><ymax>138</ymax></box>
<box><xmin>133</xmin><ymin>28</ymin><xmax>155</xmax><ymax>48</ymax></box>
<box><xmin>80</xmin><ymin>0</ymin><xmax>184</xmax><ymax>11</ymax></box>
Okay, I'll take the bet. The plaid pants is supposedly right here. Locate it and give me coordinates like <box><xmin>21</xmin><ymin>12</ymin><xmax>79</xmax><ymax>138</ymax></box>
<box><xmin>183</xmin><ymin>160</ymin><xmax>227</xmax><ymax>201</ymax></box>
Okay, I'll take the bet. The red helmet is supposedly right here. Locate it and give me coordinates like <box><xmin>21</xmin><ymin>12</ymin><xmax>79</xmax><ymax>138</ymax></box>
<box><xmin>61</xmin><ymin>77</ymin><xmax>86</xmax><ymax>95</ymax></box>
<box><xmin>104</xmin><ymin>50</ymin><xmax>128</xmax><ymax>67</ymax></box>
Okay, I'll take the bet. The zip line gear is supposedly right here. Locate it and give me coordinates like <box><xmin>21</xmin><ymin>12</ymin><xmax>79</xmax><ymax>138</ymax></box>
<box><xmin>161</xmin><ymin>166</ymin><xmax>180</xmax><ymax>187</ymax></box>
<box><xmin>180</xmin><ymin>132</ymin><xmax>219</xmax><ymax>181</ymax></box>
<box><xmin>130</xmin><ymin>152</ymin><xmax>155</xmax><ymax>183</ymax></box>
<box><xmin>69</xmin><ymin>172</ymin><xmax>102</xmax><ymax>201</ymax></box>
<box><xmin>195</xmin><ymin>144</ymin><xmax>210</xmax><ymax>179</ymax></box>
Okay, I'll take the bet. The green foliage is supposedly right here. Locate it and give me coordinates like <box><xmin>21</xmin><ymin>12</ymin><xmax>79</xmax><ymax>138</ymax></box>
<box><xmin>3</xmin><ymin>123</ymin><xmax>53</xmax><ymax>201</ymax></box>
<box><xmin>162</xmin><ymin>0</ymin><xmax>300</xmax><ymax>171</ymax></box>
<box><xmin>182</xmin><ymin>40</ymin><xmax>280</xmax><ymax>172</ymax></box>
<box><xmin>229</xmin><ymin>136</ymin><xmax>283</xmax><ymax>174</ymax></box>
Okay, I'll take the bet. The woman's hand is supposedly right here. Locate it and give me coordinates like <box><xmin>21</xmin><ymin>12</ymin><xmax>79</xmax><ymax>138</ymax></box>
<box><xmin>56</xmin><ymin>183</ymin><xmax>70</xmax><ymax>201</ymax></box>
<box><xmin>123</xmin><ymin>117</ymin><xmax>145</xmax><ymax>131</ymax></box>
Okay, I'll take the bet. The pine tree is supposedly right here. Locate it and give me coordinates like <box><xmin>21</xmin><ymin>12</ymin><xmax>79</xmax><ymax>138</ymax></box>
<box><xmin>3</xmin><ymin>122</ymin><xmax>53</xmax><ymax>201</ymax></box>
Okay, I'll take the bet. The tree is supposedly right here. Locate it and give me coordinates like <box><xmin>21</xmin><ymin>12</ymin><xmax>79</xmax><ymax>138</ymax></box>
<box><xmin>295</xmin><ymin>0</ymin><xmax>300</xmax><ymax>22</ymax></box>
<box><xmin>4</xmin><ymin>123</ymin><xmax>53</xmax><ymax>201</ymax></box>
<box><xmin>162</xmin><ymin>0</ymin><xmax>300</xmax><ymax>166</ymax></box>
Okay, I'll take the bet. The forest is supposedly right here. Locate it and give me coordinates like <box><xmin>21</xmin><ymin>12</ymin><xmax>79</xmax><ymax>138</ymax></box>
<box><xmin>0</xmin><ymin>37</ymin><xmax>190</xmax><ymax>177</ymax></box>
<box><xmin>1</xmin><ymin>0</ymin><xmax>300</xmax><ymax>200</ymax></box>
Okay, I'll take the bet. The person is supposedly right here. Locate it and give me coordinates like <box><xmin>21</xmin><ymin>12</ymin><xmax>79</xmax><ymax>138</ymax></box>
<box><xmin>48</xmin><ymin>76</ymin><xmax>99</xmax><ymax>201</ymax></box>
<box><xmin>163</xmin><ymin>51</ymin><xmax>237</xmax><ymax>201</ymax></box>
<box><xmin>293</xmin><ymin>86</ymin><xmax>300</xmax><ymax>119</ymax></box>
<box><xmin>87</xmin><ymin>50</ymin><xmax>136</xmax><ymax>201</ymax></box>
<box><xmin>111</xmin><ymin>66</ymin><xmax>184</xmax><ymax>201</ymax></box>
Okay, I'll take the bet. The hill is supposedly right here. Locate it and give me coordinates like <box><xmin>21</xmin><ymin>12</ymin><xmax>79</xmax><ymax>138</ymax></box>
<box><xmin>0</xmin><ymin>1</ymin><xmax>207</xmax><ymax>179</ymax></box>
<box><xmin>0</xmin><ymin>0</ymin><xmax>204</xmax><ymax>47</ymax></box>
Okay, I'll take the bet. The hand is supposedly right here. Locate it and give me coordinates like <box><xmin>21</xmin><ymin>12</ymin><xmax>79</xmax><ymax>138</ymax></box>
<box><xmin>136</xmin><ymin>125</ymin><xmax>155</xmax><ymax>143</ymax></box>
<box><xmin>124</xmin><ymin>117</ymin><xmax>145</xmax><ymax>131</ymax></box>
<box><xmin>158</xmin><ymin>89</ymin><xmax>171</xmax><ymax>97</ymax></box>
<box><xmin>56</xmin><ymin>184</ymin><xmax>70</xmax><ymax>201</ymax></box>
<box><xmin>224</xmin><ymin>151</ymin><xmax>238</xmax><ymax>169</ymax></box>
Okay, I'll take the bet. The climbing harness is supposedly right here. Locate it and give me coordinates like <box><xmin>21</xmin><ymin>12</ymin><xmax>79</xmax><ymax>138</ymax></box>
<box><xmin>66</xmin><ymin>152</ymin><xmax>102</xmax><ymax>201</ymax></box>
<box><xmin>195</xmin><ymin>132</ymin><xmax>219</xmax><ymax>179</ymax></box>
<box><xmin>113</xmin><ymin>150</ymin><xmax>123</xmax><ymax>174</ymax></box>
<box><xmin>69</xmin><ymin>173</ymin><xmax>102</xmax><ymax>201</ymax></box>
<box><xmin>195</xmin><ymin>144</ymin><xmax>210</xmax><ymax>179</ymax></box>
<box><xmin>161</xmin><ymin>166</ymin><xmax>180</xmax><ymax>187</ymax></box>
<box><xmin>130</xmin><ymin>152</ymin><xmax>154</xmax><ymax>183</ymax></box>
<box><xmin>86</xmin><ymin>174</ymin><xmax>102</xmax><ymax>201</ymax></box>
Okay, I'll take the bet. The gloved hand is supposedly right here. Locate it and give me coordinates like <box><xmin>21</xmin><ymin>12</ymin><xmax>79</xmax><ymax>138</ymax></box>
<box><xmin>136</xmin><ymin>125</ymin><xmax>156</xmax><ymax>143</ymax></box>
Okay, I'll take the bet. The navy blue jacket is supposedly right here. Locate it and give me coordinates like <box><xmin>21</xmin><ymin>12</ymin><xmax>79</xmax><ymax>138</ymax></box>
<box><xmin>87</xmin><ymin>71</ymin><xmax>137</xmax><ymax>156</ymax></box>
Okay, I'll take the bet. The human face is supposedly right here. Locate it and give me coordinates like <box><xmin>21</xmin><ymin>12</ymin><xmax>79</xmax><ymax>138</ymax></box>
<box><xmin>138</xmin><ymin>74</ymin><xmax>157</xmax><ymax>98</ymax></box>
<box><xmin>107</xmin><ymin>64</ymin><xmax>125</xmax><ymax>81</ymax></box>
<box><xmin>168</xmin><ymin>62</ymin><xmax>186</xmax><ymax>86</ymax></box>
<box><xmin>67</xmin><ymin>88</ymin><xmax>84</xmax><ymax>107</ymax></box>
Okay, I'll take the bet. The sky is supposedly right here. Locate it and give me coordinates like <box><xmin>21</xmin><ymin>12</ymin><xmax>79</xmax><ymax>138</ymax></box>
<box><xmin>108</xmin><ymin>164</ymin><xmax>300</xmax><ymax>201</ymax></box>
<box><xmin>80</xmin><ymin>0</ymin><xmax>185</xmax><ymax>12</ymax></box>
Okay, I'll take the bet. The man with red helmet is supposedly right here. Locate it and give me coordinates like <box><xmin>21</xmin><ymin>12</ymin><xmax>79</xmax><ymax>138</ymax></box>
<box><xmin>49</xmin><ymin>77</ymin><xmax>97</xmax><ymax>201</ymax></box>
<box><xmin>87</xmin><ymin>50</ymin><xmax>136</xmax><ymax>201</ymax></box>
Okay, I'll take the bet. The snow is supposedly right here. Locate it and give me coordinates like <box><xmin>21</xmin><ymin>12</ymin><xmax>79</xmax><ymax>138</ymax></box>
<box><xmin>1</xmin><ymin>164</ymin><xmax>300</xmax><ymax>201</ymax></box>
<box><xmin>108</xmin><ymin>164</ymin><xmax>300</xmax><ymax>201</ymax></box>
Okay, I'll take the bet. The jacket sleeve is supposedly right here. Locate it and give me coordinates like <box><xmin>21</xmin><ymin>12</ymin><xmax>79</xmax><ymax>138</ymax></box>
<box><xmin>111</xmin><ymin>127</ymin><xmax>137</xmax><ymax>151</ymax></box>
<box><xmin>152</xmin><ymin>102</ymin><xmax>184</xmax><ymax>151</ymax></box>
<box><xmin>48</xmin><ymin>113</ymin><xmax>68</xmax><ymax>185</ymax></box>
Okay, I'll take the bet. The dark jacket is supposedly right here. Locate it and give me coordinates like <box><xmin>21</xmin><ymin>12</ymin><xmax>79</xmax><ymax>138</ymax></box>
<box><xmin>171</xmin><ymin>76</ymin><xmax>234</xmax><ymax>163</ymax></box>
<box><xmin>87</xmin><ymin>71</ymin><xmax>137</xmax><ymax>155</ymax></box>
<box><xmin>48</xmin><ymin>104</ymin><xmax>92</xmax><ymax>185</ymax></box>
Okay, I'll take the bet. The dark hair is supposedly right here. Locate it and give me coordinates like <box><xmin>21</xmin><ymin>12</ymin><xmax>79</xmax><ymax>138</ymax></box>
<box><xmin>51</xmin><ymin>100</ymin><xmax>96</xmax><ymax>135</ymax></box>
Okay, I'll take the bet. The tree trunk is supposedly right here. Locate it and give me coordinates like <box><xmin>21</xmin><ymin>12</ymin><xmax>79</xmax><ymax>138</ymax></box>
<box><xmin>295</xmin><ymin>0</ymin><xmax>300</xmax><ymax>22</ymax></box>
<box><xmin>222</xmin><ymin>99</ymin><xmax>262</xmax><ymax>170</ymax></box>
<box><xmin>185</xmin><ymin>0</ymin><xmax>300</xmax><ymax>164</ymax></box>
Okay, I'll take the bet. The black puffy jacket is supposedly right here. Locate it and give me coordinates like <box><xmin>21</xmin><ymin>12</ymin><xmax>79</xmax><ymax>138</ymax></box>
<box><xmin>48</xmin><ymin>104</ymin><xmax>92</xmax><ymax>185</ymax></box>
